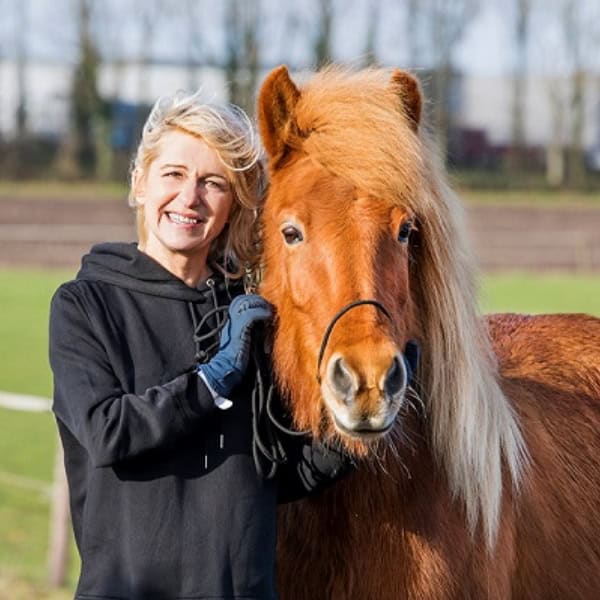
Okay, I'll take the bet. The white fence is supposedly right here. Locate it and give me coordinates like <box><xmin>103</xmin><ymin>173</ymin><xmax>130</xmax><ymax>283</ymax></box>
<box><xmin>0</xmin><ymin>391</ymin><xmax>70</xmax><ymax>588</ymax></box>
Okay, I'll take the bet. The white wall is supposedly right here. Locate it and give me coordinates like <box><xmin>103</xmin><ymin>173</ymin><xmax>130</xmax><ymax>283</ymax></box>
<box><xmin>459</xmin><ymin>74</ymin><xmax>600</xmax><ymax>149</ymax></box>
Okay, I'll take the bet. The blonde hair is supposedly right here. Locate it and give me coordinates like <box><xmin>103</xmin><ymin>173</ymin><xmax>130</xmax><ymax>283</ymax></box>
<box><xmin>129</xmin><ymin>90</ymin><xmax>265</xmax><ymax>280</ymax></box>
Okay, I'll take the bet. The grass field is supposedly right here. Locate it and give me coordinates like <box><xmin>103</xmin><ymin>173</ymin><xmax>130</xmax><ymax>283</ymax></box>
<box><xmin>0</xmin><ymin>267</ymin><xmax>598</xmax><ymax>595</ymax></box>
<box><xmin>0</xmin><ymin>180</ymin><xmax>127</xmax><ymax>201</ymax></box>
<box><xmin>481</xmin><ymin>272</ymin><xmax>600</xmax><ymax>315</ymax></box>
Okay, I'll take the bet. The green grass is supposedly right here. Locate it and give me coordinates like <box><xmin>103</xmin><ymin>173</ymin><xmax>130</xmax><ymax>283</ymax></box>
<box><xmin>0</xmin><ymin>409</ymin><xmax>57</xmax><ymax>483</ymax></box>
<box><xmin>0</xmin><ymin>269</ymin><xmax>76</xmax><ymax>592</ymax></box>
<box><xmin>481</xmin><ymin>273</ymin><xmax>600</xmax><ymax>316</ymax></box>
<box><xmin>460</xmin><ymin>188</ymin><xmax>600</xmax><ymax>206</ymax></box>
<box><xmin>0</xmin><ymin>573</ymin><xmax>73</xmax><ymax>600</ymax></box>
<box><xmin>0</xmin><ymin>179</ymin><xmax>127</xmax><ymax>201</ymax></box>
<box><xmin>0</xmin><ymin>270</ymin><xmax>73</xmax><ymax>397</ymax></box>
<box><xmin>0</xmin><ymin>484</ymin><xmax>53</xmax><ymax>582</ymax></box>
<box><xmin>0</xmin><ymin>267</ymin><xmax>598</xmax><ymax>592</ymax></box>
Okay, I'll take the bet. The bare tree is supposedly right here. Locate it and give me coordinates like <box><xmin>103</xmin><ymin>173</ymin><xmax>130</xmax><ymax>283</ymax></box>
<box><xmin>223</xmin><ymin>0</ymin><xmax>261</xmax><ymax>114</ymax></box>
<box><xmin>539</xmin><ymin>0</ymin><xmax>600</xmax><ymax>188</ymax></box>
<box><xmin>507</xmin><ymin>0</ymin><xmax>532</xmax><ymax>172</ymax></box>
<box><xmin>135</xmin><ymin>0</ymin><xmax>166</xmax><ymax>110</ymax></box>
<box><xmin>15</xmin><ymin>0</ymin><xmax>28</xmax><ymax>139</ymax></box>
<box><xmin>182</xmin><ymin>0</ymin><xmax>206</xmax><ymax>90</ymax></box>
<box><xmin>314</xmin><ymin>0</ymin><xmax>335</xmax><ymax>68</ymax></box>
<box><xmin>407</xmin><ymin>0</ymin><xmax>480</xmax><ymax>159</ymax></box>
<box><xmin>561</xmin><ymin>0</ymin><xmax>592</xmax><ymax>188</ymax></box>
<box><xmin>406</xmin><ymin>0</ymin><xmax>423</xmax><ymax>69</ymax></box>
<box><xmin>60</xmin><ymin>0</ymin><xmax>104</xmax><ymax>178</ymax></box>
<box><xmin>534</xmin><ymin>0</ymin><xmax>599</xmax><ymax>188</ymax></box>
<box><xmin>363</xmin><ymin>0</ymin><xmax>382</xmax><ymax>66</ymax></box>
<box><xmin>275</xmin><ymin>4</ymin><xmax>308</xmax><ymax>69</ymax></box>
<box><xmin>545</xmin><ymin>77</ymin><xmax>567</xmax><ymax>187</ymax></box>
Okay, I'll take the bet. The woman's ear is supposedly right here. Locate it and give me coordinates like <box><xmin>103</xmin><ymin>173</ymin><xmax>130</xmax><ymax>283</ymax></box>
<box><xmin>132</xmin><ymin>168</ymin><xmax>146</xmax><ymax>205</ymax></box>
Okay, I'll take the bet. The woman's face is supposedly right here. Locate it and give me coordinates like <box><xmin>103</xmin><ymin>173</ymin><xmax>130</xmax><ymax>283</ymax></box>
<box><xmin>135</xmin><ymin>129</ymin><xmax>234</xmax><ymax>270</ymax></box>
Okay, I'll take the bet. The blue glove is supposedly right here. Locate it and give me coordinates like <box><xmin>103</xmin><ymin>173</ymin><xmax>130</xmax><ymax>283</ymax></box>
<box><xmin>403</xmin><ymin>340</ymin><xmax>420</xmax><ymax>387</ymax></box>
<box><xmin>197</xmin><ymin>294</ymin><xmax>272</xmax><ymax>397</ymax></box>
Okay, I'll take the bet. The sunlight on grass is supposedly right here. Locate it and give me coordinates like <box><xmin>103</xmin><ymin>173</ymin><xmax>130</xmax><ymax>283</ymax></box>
<box><xmin>0</xmin><ymin>269</ymin><xmax>73</xmax><ymax>397</ymax></box>
<box><xmin>0</xmin><ymin>572</ymin><xmax>73</xmax><ymax>600</ymax></box>
<box><xmin>481</xmin><ymin>272</ymin><xmax>600</xmax><ymax>316</ymax></box>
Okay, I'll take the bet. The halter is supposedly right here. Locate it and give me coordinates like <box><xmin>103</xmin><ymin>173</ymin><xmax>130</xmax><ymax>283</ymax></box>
<box><xmin>316</xmin><ymin>299</ymin><xmax>393</xmax><ymax>384</ymax></box>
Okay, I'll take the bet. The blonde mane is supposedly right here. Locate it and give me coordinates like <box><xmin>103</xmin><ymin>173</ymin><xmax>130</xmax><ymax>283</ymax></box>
<box><xmin>288</xmin><ymin>67</ymin><xmax>528</xmax><ymax>545</ymax></box>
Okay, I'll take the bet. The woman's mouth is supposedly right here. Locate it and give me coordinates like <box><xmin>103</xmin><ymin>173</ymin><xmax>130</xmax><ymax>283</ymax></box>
<box><xmin>167</xmin><ymin>212</ymin><xmax>203</xmax><ymax>225</ymax></box>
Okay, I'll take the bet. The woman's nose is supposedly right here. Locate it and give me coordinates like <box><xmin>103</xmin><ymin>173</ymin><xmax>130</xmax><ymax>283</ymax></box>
<box><xmin>180</xmin><ymin>180</ymin><xmax>201</xmax><ymax>207</ymax></box>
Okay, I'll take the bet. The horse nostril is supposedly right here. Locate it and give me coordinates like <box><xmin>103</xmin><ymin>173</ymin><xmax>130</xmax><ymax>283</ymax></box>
<box><xmin>329</xmin><ymin>357</ymin><xmax>356</xmax><ymax>401</ymax></box>
<box><xmin>384</xmin><ymin>356</ymin><xmax>405</xmax><ymax>398</ymax></box>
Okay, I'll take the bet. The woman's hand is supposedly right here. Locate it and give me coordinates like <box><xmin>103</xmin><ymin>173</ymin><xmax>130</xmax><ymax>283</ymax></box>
<box><xmin>197</xmin><ymin>294</ymin><xmax>272</xmax><ymax>397</ymax></box>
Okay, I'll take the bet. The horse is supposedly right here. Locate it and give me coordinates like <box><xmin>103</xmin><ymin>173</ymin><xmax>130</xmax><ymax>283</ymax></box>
<box><xmin>256</xmin><ymin>65</ymin><xmax>600</xmax><ymax>599</ymax></box>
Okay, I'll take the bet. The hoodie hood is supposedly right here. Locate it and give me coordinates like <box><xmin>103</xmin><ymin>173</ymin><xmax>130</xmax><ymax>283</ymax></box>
<box><xmin>77</xmin><ymin>242</ymin><xmax>233</xmax><ymax>302</ymax></box>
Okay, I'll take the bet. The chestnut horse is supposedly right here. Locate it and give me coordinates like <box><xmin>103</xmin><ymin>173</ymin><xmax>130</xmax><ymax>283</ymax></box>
<box><xmin>257</xmin><ymin>65</ymin><xmax>600</xmax><ymax>599</ymax></box>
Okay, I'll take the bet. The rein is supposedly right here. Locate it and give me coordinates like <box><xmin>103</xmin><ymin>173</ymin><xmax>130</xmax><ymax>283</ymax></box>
<box><xmin>316</xmin><ymin>299</ymin><xmax>393</xmax><ymax>384</ymax></box>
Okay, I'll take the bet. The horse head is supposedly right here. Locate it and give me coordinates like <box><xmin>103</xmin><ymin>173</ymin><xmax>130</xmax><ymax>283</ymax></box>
<box><xmin>257</xmin><ymin>66</ymin><xmax>525</xmax><ymax>541</ymax></box>
<box><xmin>257</xmin><ymin>66</ymin><xmax>426</xmax><ymax>448</ymax></box>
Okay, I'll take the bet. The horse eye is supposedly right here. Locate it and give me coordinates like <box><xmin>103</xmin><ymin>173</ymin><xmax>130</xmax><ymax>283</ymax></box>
<box><xmin>398</xmin><ymin>220</ymin><xmax>413</xmax><ymax>243</ymax></box>
<box><xmin>282</xmin><ymin>225</ymin><xmax>304</xmax><ymax>245</ymax></box>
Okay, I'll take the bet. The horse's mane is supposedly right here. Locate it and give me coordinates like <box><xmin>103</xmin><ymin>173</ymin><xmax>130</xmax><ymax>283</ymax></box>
<box><xmin>286</xmin><ymin>67</ymin><xmax>527</xmax><ymax>545</ymax></box>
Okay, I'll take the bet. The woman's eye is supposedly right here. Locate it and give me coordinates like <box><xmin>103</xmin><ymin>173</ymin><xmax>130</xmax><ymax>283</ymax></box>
<box><xmin>281</xmin><ymin>225</ymin><xmax>304</xmax><ymax>245</ymax></box>
<box><xmin>164</xmin><ymin>171</ymin><xmax>182</xmax><ymax>179</ymax></box>
<box><xmin>398</xmin><ymin>220</ymin><xmax>413</xmax><ymax>243</ymax></box>
<box><xmin>205</xmin><ymin>179</ymin><xmax>226</xmax><ymax>191</ymax></box>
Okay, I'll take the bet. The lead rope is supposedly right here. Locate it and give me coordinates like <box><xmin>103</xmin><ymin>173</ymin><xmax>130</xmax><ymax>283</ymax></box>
<box><xmin>191</xmin><ymin>294</ymin><xmax>307</xmax><ymax>480</ymax></box>
<box><xmin>250</xmin><ymin>335</ymin><xmax>311</xmax><ymax>480</ymax></box>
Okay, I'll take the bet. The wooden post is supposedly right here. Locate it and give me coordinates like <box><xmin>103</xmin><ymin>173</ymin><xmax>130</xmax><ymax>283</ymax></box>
<box><xmin>47</xmin><ymin>440</ymin><xmax>71</xmax><ymax>588</ymax></box>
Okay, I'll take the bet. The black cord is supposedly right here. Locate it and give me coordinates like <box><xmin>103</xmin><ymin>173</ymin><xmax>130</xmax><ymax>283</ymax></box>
<box><xmin>190</xmin><ymin>298</ymin><xmax>308</xmax><ymax>480</ymax></box>
<box><xmin>250</xmin><ymin>338</ymin><xmax>312</xmax><ymax>480</ymax></box>
<box><xmin>316</xmin><ymin>299</ymin><xmax>393</xmax><ymax>383</ymax></box>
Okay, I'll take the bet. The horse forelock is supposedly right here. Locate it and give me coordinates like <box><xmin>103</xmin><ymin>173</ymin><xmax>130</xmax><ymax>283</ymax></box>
<box><xmin>263</xmin><ymin>65</ymin><xmax>528</xmax><ymax>546</ymax></box>
<box><xmin>286</xmin><ymin>67</ymin><xmax>425</xmax><ymax>208</ymax></box>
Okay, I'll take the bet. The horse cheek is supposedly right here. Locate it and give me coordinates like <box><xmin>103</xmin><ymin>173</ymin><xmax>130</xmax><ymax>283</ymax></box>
<box><xmin>286</xmin><ymin>250</ymin><xmax>316</xmax><ymax>308</ymax></box>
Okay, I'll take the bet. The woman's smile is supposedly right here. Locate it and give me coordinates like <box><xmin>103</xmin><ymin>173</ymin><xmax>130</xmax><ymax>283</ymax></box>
<box><xmin>165</xmin><ymin>211</ymin><xmax>205</xmax><ymax>226</ymax></box>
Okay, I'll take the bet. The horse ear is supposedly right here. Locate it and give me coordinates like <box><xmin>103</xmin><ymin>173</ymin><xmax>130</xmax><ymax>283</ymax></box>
<box><xmin>389</xmin><ymin>70</ymin><xmax>422</xmax><ymax>132</ymax></box>
<box><xmin>257</xmin><ymin>65</ymin><xmax>301</xmax><ymax>161</ymax></box>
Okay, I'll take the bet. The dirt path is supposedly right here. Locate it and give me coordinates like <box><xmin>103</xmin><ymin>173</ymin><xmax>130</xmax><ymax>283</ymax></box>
<box><xmin>1</xmin><ymin>198</ymin><xmax>599</xmax><ymax>272</ymax></box>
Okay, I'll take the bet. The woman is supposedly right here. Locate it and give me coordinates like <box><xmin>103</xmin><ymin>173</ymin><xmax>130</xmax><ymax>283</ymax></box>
<box><xmin>49</xmin><ymin>92</ymin><xmax>348</xmax><ymax>600</ymax></box>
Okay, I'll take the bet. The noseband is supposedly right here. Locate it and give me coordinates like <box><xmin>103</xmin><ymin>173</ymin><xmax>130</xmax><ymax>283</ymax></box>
<box><xmin>316</xmin><ymin>300</ymin><xmax>393</xmax><ymax>384</ymax></box>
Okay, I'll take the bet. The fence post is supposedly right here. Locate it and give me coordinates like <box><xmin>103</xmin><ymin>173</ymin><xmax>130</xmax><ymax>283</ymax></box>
<box><xmin>47</xmin><ymin>439</ymin><xmax>71</xmax><ymax>587</ymax></box>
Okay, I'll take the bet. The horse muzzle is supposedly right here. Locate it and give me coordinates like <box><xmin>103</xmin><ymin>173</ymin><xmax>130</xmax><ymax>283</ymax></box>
<box><xmin>321</xmin><ymin>350</ymin><xmax>408</xmax><ymax>439</ymax></box>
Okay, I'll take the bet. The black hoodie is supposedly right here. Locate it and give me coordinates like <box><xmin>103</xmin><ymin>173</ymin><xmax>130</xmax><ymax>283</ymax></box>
<box><xmin>49</xmin><ymin>242</ymin><xmax>347</xmax><ymax>600</ymax></box>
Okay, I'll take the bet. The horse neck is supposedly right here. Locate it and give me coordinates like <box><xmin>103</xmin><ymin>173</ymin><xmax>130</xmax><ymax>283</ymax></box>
<box><xmin>276</xmin><ymin>417</ymin><xmax>475</xmax><ymax>599</ymax></box>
